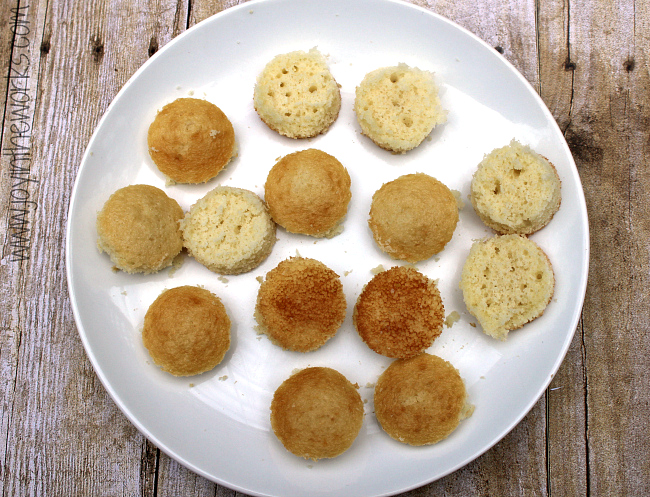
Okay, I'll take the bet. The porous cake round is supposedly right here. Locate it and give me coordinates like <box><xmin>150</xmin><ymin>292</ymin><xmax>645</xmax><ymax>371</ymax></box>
<box><xmin>354</xmin><ymin>63</ymin><xmax>446</xmax><ymax>153</ymax></box>
<box><xmin>459</xmin><ymin>234</ymin><xmax>555</xmax><ymax>340</ymax></box>
<box><xmin>471</xmin><ymin>139</ymin><xmax>561</xmax><ymax>234</ymax></box>
<box><xmin>180</xmin><ymin>186</ymin><xmax>276</xmax><ymax>274</ymax></box>
<box><xmin>254</xmin><ymin>48</ymin><xmax>341</xmax><ymax>139</ymax></box>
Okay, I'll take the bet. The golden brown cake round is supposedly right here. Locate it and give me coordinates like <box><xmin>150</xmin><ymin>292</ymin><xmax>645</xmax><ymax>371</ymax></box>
<box><xmin>96</xmin><ymin>184</ymin><xmax>183</xmax><ymax>274</ymax></box>
<box><xmin>354</xmin><ymin>63</ymin><xmax>446</xmax><ymax>153</ymax></box>
<box><xmin>255</xmin><ymin>257</ymin><xmax>346</xmax><ymax>352</ymax></box>
<box><xmin>459</xmin><ymin>234</ymin><xmax>555</xmax><ymax>340</ymax></box>
<box><xmin>180</xmin><ymin>186</ymin><xmax>276</xmax><ymax>275</ymax></box>
<box><xmin>253</xmin><ymin>48</ymin><xmax>341</xmax><ymax>139</ymax></box>
<box><xmin>369</xmin><ymin>173</ymin><xmax>459</xmax><ymax>263</ymax></box>
<box><xmin>353</xmin><ymin>266</ymin><xmax>445</xmax><ymax>359</ymax></box>
<box><xmin>147</xmin><ymin>98</ymin><xmax>236</xmax><ymax>184</ymax></box>
<box><xmin>270</xmin><ymin>367</ymin><xmax>364</xmax><ymax>460</ymax></box>
<box><xmin>264</xmin><ymin>149</ymin><xmax>351</xmax><ymax>238</ymax></box>
<box><xmin>471</xmin><ymin>139</ymin><xmax>562</xmax><ymax>234</ymax></box>
<box><xmin>374</xmin><ymin>353</ymin><xmax>473</xmax><ymax>446</ymax></box>
<box><xmin>142</xmin><ymin>286</ymin><xmax>231</xmax><ymax>376</ymax></box>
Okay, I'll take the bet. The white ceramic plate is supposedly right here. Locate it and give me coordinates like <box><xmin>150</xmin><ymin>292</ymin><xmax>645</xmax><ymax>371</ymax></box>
<box><xmin>66</xmin><ymin>0</ymin><xmax>589</xmax><ymax>495</ymax></box>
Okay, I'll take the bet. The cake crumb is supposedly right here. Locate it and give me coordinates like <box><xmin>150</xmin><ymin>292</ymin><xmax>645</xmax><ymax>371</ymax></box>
<box><xmin>445</xmin><ymin>311</ymin><xmax>461</xmax><ymax>328</ymax></box>
<box><xmin>219</xmin><ymin>375</ymin><xmax>228</xmax><ymax>381</ymax></box>
<box><xmin>452</xmin><ymin>189</ymin><xmax>465</xmax><ymax>209</ymax></box>
<box><xmin>370</xmin><ymin>264</ymin><xmax>385</xmax><ymax>274</ymax></box>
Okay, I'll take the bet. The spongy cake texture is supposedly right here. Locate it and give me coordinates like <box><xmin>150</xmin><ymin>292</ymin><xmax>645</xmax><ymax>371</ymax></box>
<box><xmin>353</xmin><ymin>266</ymin><xmax>445</xmax><ymax>359</ymax></box>
<box><xmin>354</xmin><ymin>63</ymin><xmax>446</xmax><ymax>153</ymax></box>
<box><xmin>374</xmin><ymin>353</ymin><xmax>473</xmax><ymax>446</ymax></box>
<box><xmin>270</xmin><ymin>367</ymin><xmax>364</xmax><ymax>460</ymax></box>
<box><xmin>264</xmin><ymin>149</ymin><xmax>351</xmax><ymax>237</ymax></box>
<box><xmin>96</xmin><ymin>184</ymin><xmax>183</xmax><ymax>274</ymax></box>
<box><xmin>142</xmin><ymin>286</ymin><xmax>231</xmax><ymax>376</ymax></box>
<box><xmin>460</xmin><ymin>234</ymin><xmax>555</xmax><ymax>340</ymax></box>
<box><xmin>254</xmin><ymin>48</ymin><xmax>341</xmax><ymax>139</ymax></box>
<box><xmin>369</xmin><ymin>173</ymin><xmax>459</xmax><ymax>263</ymax></box>
<box><xmin>471</xmin><ymin>139</ymin><xmax>561</xmax><ymax>234</ymax></box>
<box><xmin>147</xmin><ymin>98</ymin><xmax>236</xmax><ymax>184</ymax></box>
<box><xmin>180</xmin><ymin>186</ymin><xmax>276</xmax><ymax>275</ymax></box>
<box><xmin>255</xmin><ymin>257</ymin><xmax>346</xmax><ymax>352</ymax></box>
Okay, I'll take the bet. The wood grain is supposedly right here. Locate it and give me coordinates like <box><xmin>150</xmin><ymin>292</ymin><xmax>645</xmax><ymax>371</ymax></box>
<box><xmin>1</xmin><ymin>0</ymin><xmax>649</xmax><ymax>495</ymax></box>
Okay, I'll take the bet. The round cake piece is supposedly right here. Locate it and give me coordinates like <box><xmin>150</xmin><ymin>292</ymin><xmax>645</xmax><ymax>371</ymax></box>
<box><xmin>148</xmin><ymin>98</ymin><xmax>236</xmax><ymax>184</ymax></box>
<box><xmin>255</xmin><ymin>257</ymin><xmax>346</xmax><ymax>352</ymax></box>
<box><xmin>374</xmin><ymin>353</ymin><xmax>473</xmax><ymax>446</ymax></box>
<box><xmin>471</xmin><ymin>139</ymin><xmax>561</xmax><ymax>234</ymax></box>
<box><xmin>354</xmin><ymin>63</ymin><xmax>446</xmax><ymax>153</ymax></box>
<box><xmin>270</xmin><ymin>367</ymin><xmax>364</xmax><ymax>460</ymax></box>
<box><xmin>254</xmin><ymin>48</ymin><xmax>341</xmax><ymax>139</ymax></box>
<box><xmin>180</xmin><ymin>186</ymin><xmax>276</xmax><ymax>275</ymax></box>
<box><xmin>459</xmin><ymin>234</ymin><xmax>555</xmax><ymax>340</ymax></box>
<box><xmin>96</xmin><ymin>184</ymin><xmax>183</xmax><ymax>274</ymax></box>
<box><xmin>142</xmin><ymin>286</ymin><xmax>231</xmax><ymax>376</ymax></box>
<box><xmin>353</xmin><ymin>266</ymin><xmax>445</xmax><ymax>359</ymax></box>
<box><xmin>264</xmin><ymin>149</ymin><xmax>351</xmax><ymax>238</ymax></box>
<box><xmin>369</xmin><ymin>173</ymin><xmax>459</xmax><ymax>263</ymax></box>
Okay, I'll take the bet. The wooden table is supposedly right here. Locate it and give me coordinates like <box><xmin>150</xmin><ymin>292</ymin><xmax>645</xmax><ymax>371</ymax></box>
<box><xmin>1</xmin><ymin>0</ymin><xmax>647</xmax><ymax>495</ymax></box>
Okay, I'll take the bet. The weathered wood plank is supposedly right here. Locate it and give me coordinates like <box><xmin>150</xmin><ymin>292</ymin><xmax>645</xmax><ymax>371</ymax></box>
<box><xmin>1</xmin><ymin>1</ymin><xmax>51</xmax><ymax>494</ymax></box>
<box><xmin>536</xmin><ymin>1</ymin><xmax>588</xmax><ymax>496</ymax></box>
<box><xmin>0</xmin><ymin>0</ymin><xmax>188</xmax><ymax>495</ymax></box>
<box><xmin>562</xmin><ymin>0</ymin><xmax>650</xmax><ymax>494</ymax></box>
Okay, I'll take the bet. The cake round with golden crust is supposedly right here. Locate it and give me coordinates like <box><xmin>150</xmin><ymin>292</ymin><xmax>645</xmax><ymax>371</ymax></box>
<box><xmin>374</xmin><ymin>353</ymin><xmax>473</xmax><ymax>446</ymax></box>
<box><xmin>254</xmin><ymin>48</ymin><xmax>341</xmax><ymax>139</ymax></box>
<box><xmin>142</xmin><ymin>286</ymin><xmax>231</xmax><ymax>376</ymax></box>
<box><xmin>147</xmin><ymin>98</ymin><xmax>236</xmax><ymax>184</ymax></box>
<box><xmin>180</xmin><ymin>186</ymin><xmax>276</xmax><ymax>275</ymax></box>
<box><xmin>270</xmin><ymin>367</ymin><xmax>364</xmax><ymax>460</ymax></box>
<box><xmin>369</xmin><ymin>173</ymin><xmax>459</xmax><ymax>263</ymax></box>
<box><xmin>255</xmin><ymin>257</ymin><xmax>346</xmax><ymax>352</ymax></box>
<box><xmin>96</xmin><ymin>184</ymin><xmax>183</xmax><ymax>274</ymax></box>
<box><xmin>459</xmin><ymin>234</ymin><xmax>555</xmax><ymax>340</ymax></box>
<box><xmin>354</xmin><ymin>63</ymin><xmax>446</xmax><ymax>153</ymax></box>
<box><xmin>353</xmin><ymin>266</ymin><xmax>445</xmax><ymax>359</ymax></box>
<box><xmin>264</xmin><ymin>149</ymin><xmax>351</xmax><ymax>238</ymax></box>
<box><xmin>471</xmin><ymin>139</ymin><xmax>561</xmax><ymax>235</ymax></box>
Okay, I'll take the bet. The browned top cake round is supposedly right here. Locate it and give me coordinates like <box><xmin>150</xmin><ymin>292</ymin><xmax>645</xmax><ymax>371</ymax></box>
<box><xmin>353</xmin><ymin>266</ymin><xmax>445</xmax><ymax>359</ymax></box>
<box><xmin>142</xmin><ymin>285</ymin><xmax>231</xmax><ymax>376</ymax></box>
<box><xmin>270</xmin><ymin>367</ymin><xmax>364</xmax><ymax>460</ymax></box>
<box><xmin>255</xmin><ymin>257</ymin><xmax>346</xmax><ymax>352</ymax></box>
<box><xmin>148</xmin><ymin>98</ymin><xmax>236</xmax><ymax>184</ymax></box>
